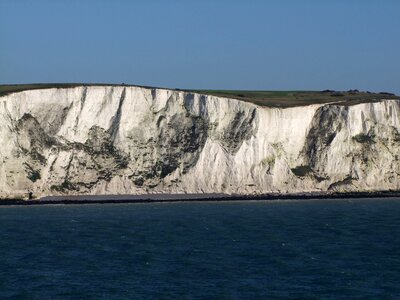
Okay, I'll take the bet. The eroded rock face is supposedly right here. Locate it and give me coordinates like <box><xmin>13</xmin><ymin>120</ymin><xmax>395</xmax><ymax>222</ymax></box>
<box><xmin>298</xmin><ymin>103</ymin><xmax>400</xmax><ymax>192</ymax></box>
<box><xmin>0</xmin><ymin>86</ymin><xmax>399</xmax><ymax>198</ymax></box>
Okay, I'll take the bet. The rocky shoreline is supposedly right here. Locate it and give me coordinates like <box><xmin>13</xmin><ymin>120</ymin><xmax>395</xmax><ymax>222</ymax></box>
<box><xmin>1</xmin><ymin>191</ymin><xmax>400</xmax><ymax>205</ymax></box>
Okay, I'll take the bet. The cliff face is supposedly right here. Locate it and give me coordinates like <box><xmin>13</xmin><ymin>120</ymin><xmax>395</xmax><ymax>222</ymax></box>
<box><xmin>0</xmin><ymin>86</ymin><xmax>399</xmax><ymax>198</ymax></box>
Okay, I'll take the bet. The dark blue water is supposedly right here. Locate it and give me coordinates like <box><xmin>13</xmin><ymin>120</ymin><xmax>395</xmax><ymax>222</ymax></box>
<box><xmin>1</xmin><ymin>199</ymin><xmax>399</xmax><ymax>299</ymax></box>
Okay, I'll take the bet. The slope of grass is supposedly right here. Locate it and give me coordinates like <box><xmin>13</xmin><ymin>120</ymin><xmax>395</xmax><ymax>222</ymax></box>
<box><xmin>188</xmin><ymin>89</ymin><xmax>399</xmax><ymax>108</ymax></box>
<box><xmin>1</xmin><ymin>84</ymin><xmax>398</xmax><ymax>108</ymax></box>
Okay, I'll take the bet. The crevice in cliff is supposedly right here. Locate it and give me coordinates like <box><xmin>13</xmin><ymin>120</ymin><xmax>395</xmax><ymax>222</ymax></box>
<box><xmin>151</xmin><ymin>89</ymin><xmax>156</xmax><ymax>100</ymax></box>
<box><xmin>97</xmin><ymin>86</ymin><xmax>114</xmax><ymax>116</ymax></box>
<box><xmin>352</xmin><ymin>131</ymin><xmax>375</xmax><ymax>144</ymax></box>
<box><xmin>49</xmin><ymin>103</ymin><xmax>73</xmax><ymax>135</ymax></box>
<box><xmin>73</xmin><ymin>86</ymin><xmax>88</xmax><ymax>132</ymax></box>
<box><xmin>125</xmin><ymin>95</ymin><xmax>209</xmax><ymax>187</ymax></box>
<box><xmin>218</xmin><ymin>108</ymin><xmax>257</xmax><ymax>154</ymax></box>
<box><xmin>328</xmin><ymin>176</ymin><xmax>354</xmax><ymax>191</ymax></box>
<box><xmin>15</xmin><ymin>113</ymin><xmax>58</xmax><ymax>168</ymax></box>
<box><xmin>109</xmin><ymin>87</ymin><xmax>126</xmax><ymax>143</ymax></box>
<box><xmin>80</xmin><ymin>86</ymin><xmax>88</xmax><ymax>110</ymax></box>
<box><xmin>303</xmin><ymin>105</ymin><xmax>348</xmax><ymax>164</ymax></box>
<box><xmin>300</xmin><ymin>105</ymin><xmax>349</xmax><ymax>180</ymax></box>
<box><xmin>24</xmin><ymin>162</ymin><xmax>41</xmax><ymax>182</ymax></box>
<box><xmin>49</xmin><ymin>126</ymin><xmax>130</xmax><ymax>193</ymax></box>
<box><xmin>291</xmin><ymin>165</ymin><xmax>327</xmax><ymax>182</ymax></box>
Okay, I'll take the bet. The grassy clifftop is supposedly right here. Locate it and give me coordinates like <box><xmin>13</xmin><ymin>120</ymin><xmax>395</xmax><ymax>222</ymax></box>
<box><xmin>189</xmin><ymin>89</ymin><xmax>399</xmax><ymax>108</ymax></box>
<box><xmin>1</xmin><ymin>84</ymin><xmax>398</xmax><ymax>108</ymax></box>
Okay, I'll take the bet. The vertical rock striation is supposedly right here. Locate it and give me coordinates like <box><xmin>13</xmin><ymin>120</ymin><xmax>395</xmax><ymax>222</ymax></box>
<box><xmin>0</xmin><ymin>86</ymin><xmax>399</xmax><ymax>198</ymax></box>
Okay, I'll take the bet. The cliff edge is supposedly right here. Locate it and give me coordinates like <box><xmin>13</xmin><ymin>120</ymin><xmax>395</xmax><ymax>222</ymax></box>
<box><xmin>0</xmin><ymin>85</ymin><xmax>399</xmax><ymax>199</ymax></box>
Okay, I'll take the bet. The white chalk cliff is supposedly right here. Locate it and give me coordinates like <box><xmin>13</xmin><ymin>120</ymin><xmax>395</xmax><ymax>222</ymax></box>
<box><xmin>0</xmin><ymin>86</ymin><xmax>399</xmax><ymax>198</ymax></box>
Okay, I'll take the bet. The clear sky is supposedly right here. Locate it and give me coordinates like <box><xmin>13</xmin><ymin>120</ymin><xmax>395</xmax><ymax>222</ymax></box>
<box><xmin>1</xmin><ymin>0</ymin><xmax>399</xmax><ymax>93</ymax></box>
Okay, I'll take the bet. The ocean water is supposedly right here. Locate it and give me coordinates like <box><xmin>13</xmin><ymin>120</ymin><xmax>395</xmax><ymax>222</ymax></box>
<box><xmin>0</xmin><ymin>199</ymin><xmax>399</xmax><ymax>299</ymax></box>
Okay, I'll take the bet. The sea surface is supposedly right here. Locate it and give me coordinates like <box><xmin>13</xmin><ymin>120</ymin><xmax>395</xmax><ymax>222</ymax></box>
<box><xmin>0</xmin><ymin>198</ymin><xmax>399</xmax><ymax>299</ymax></box>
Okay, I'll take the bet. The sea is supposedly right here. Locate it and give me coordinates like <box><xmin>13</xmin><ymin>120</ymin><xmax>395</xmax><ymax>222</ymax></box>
<box><xmin>0</xmin><ymin>198</ymin><xmax>399</xmax><ymax>299</ymax></box>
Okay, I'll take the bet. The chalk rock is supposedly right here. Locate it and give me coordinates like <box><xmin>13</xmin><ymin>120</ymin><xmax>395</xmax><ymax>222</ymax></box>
<box><xmin>0</xmin><ymin>86</ymin><xmax>399</xmax><ymax>198</ymax></box>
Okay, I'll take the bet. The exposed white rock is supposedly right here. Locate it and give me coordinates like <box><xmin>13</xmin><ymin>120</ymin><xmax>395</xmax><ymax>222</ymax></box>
<box><xmin>0</xmin><ymin>86</ymin><xmax>399</xmax><ymax>198</ymax></box>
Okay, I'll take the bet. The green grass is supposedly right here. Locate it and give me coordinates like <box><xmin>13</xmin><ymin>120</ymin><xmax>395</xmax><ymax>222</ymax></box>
<box><xmin>188</xmin><ymin>89</ymin><xmax>399</xmax><ymax>108</ymax></box>
<box><xmin>1</xmin><ymin>84</ymin><xmax>398</xmax><ymax>108</ymax></box>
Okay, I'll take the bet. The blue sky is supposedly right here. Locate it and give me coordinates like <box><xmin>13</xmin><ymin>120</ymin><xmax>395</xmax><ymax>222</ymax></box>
<box><xmin>1</xmin><ymin>0</ymin><xmax>399</xmax><ymax>93</ymax></box>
